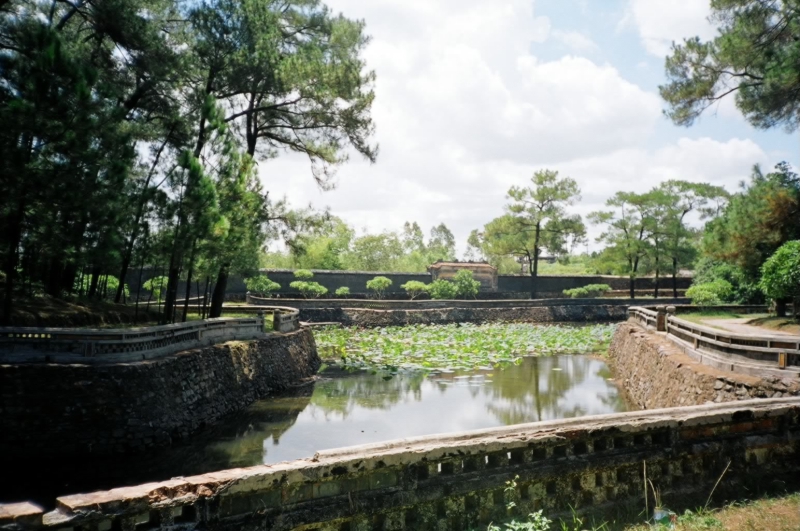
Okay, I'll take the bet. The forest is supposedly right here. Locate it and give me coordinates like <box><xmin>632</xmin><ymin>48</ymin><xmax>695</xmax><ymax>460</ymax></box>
<box><xmin>0</xmin><ymin>0</ymin><xmax>377</xmax><ymax>324</ymax></box>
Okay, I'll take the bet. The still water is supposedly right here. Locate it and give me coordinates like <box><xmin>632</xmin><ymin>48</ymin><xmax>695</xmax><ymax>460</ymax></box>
<box><xmin>3</xmin><ymin>354</ymin><xmax>629</xmax><ymax>506</ymax></box>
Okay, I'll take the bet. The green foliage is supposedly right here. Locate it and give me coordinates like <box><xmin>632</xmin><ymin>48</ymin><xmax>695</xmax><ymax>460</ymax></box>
<box><xmin>452</xmin><ymin>270</ymin><xmax>481</xmax><ymax>299</ymax></box>
<box><xmin>289</xmin><ymin>281</ymin><xmax>328</xmax><ymax>299</ymax></box>
<box><xmin>366</xmin><ymin>276</ymin><xmax>393</xmax><ymax>299</ymax></box>
<box><xmin>294</xmin><ymin>269</ymin><xmax>314</xmax><ymax>280</ymax></box>
<box><xmin>693</xmin><ymin>257</ymin><xmax>762</xmax><ymax>304</ymax></box>
<box><xmin>75</xmin><ymin>276</ymin><xmax>130</xmax><ymax>300</ymax></box>
<box><xmin>686</xmin><ymin>280</ymin><xmax>734</xmax><ymax>307</ymax></box>
<box><xmin>314</xmin><ymin>323</ymin><xmax>617</xmax><ymax>373</ymax></box>
<box><xmin>334</xmin><ymin>287</ymin><xmax>351</xmax><ymax>297</ymax></box>
<box><xmin>143</xmin><ymin>276</ymin><xmax>169</xmax><ymax>302</ymax></box>
<box><xmin>562</xmin><ymin>284</ymin><xmax>611</xmax><ymax>299</ymax></box>
<box><xmin>701</xmin><ymin>163</ymin><xmax>800</xmax><ymax>281</ymax></box>
<box><xmin>244</xmin><ymin>275</ymin><xmax>281</xmax><ymax>297</ymax></box>
<box><xmin>759</xmin><ymin>241</ymin><xmax>800</xmax><ymax>302</ymax></box>
<box><xmin>400</xmin><ymin>281</ymin><xmax>429</xmax><ymax>300</ymax></box>
<box><xmin>660</xmin><ymin>2</ymin><xmax>800</xmax><ymax>131</ymax></box>
<box><xmin>428</xmin><ymin>279</ymin><xmax>459</xmax><ymax>300</ymax></box>
<box><xmin>0</xmin><ymin>0</ymin><xmax>377</xmax><ymax>323</ymax></box>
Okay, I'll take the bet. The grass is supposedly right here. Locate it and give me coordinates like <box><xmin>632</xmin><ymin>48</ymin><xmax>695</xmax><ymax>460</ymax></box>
<box><xmin>676</xmin><ymin>310</ymin><xmax>744</xmax><ymax>326</ymax></box>
<box><xmin>486</xmin><ymin>493</ymin><xmax>800</xmax><ymax>531</ymax></box>
<box><xmin>312</xmin><ymin>323</ymin><xmax>617</xmax><ymax>374</ymax></box>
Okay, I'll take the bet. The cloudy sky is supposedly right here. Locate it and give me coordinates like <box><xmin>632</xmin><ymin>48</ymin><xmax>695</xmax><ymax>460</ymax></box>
<box><xmin>261</xmin><ymin>0</ymin><xmax>798</xmax><ymax>254</ymax></box>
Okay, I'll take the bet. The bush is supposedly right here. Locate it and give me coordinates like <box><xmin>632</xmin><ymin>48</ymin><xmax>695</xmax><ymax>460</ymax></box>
<box><xmin>289</xmin><ymin>280</ymin><xmax>328</xmax><ymax>298</ymax></box>
<box><xmin>428</xmin><ymin>279</ymin><xmax>458</xmax><ymax>299</ymax></box>
<box><xmin>686</xmin><ymin>280</ymin><xmax>734</xmax><ymax>306</ymax></box>
<box><xmin>335</xmin><ymin>286</ymin><xmax>350</xmax><ymax>297</ymax></box>
<box><xmin>293</xmin><ymin>269</ymin><xmax>314</xmax><ymax>280</ymax></box>
<box><xmin>759</xmin><ymin>240</ymin><xmax>800</xmax><ymax>314</ymax></box>
<box><xmin>562</xmin><ymin>284</ymin><xmax>612</xmax><ymax>298</ymax></box>
<box><xmin>693</xmin><ymin>257</ymin><xmax>761</xmax><ymax>303</ymax></box>
<box><xmin>75</xmin><ymin>275</ymin><xmax>130</xmax><ymax>300</ymax></box>
<box><xmin>244</xmin><ymin>275</ymin><xmax>281</xmax><ymax>297</ymax></box>
<box><xmin>142</xmin><ymin>276</ymin><xmax>168</xmax><ymax>302</ymax></box>
<box><xmin>401</xmin><ymin>280</ymin><xmax>429</xmax><ymax>300</ymax></box>
<box><xmin>366</xmin><ymin>276</ymin><xmax>393</xmax><ymax>299</ymax></box>
<box><xmin>452</xmin><ymin>270</ymin><xmax>481</xmax><ymax>299</ymax></box>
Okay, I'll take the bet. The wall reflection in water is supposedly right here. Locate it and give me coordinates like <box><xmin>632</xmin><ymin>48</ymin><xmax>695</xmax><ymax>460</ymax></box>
<box><xmin>216</xmin><ymin>354</ymin><xmax>629</xmax><ymax>466</ymax></box>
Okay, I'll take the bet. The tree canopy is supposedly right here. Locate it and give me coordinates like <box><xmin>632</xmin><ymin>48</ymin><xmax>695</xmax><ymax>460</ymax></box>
<box><xmin>661</xmin><ymin>0</ymin><xmax>800</xmax><ymax>130</ymax></box>
<box><xmin>0</xmin><ymin>0</ymin><xmax>377</xmax><ymax>323</ymax></box>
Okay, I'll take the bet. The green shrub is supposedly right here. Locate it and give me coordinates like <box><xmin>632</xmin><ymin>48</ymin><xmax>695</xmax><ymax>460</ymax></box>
<box><xmin>335</xmin><ymin>286</ymin><xmax>350</xmax><ymax>297</ymax></box>
<box><xmin>686</xmin><ymin>280</ymin><xmax>734</xmax><ymax>306</ymax></box>
<box><xmin>759</xmin><ymin>241</ymin><xmax>800</xmax><ymax>303</ymax></box>
<box><xmin>366</xmin><ymin>276</ymin><xmax>393</xmax><ymax>299</ymax></box>
<box><xmin>452</xmin><ymin>270</ymin><xmax>481</xmax><ymax>299</ymax></box>
<box><xmin>562</xmin><ymin>283</ymin><xmax>612</xmax><ymax>298</ymax></box>
<box><xmin>244</xmin><ymin>275</ymin><xmax>281</xmax><ymax>297</ymax></box>
<box><xmin>293</xmin><ymin>269</ymin><xmax>314</xmax><ymax>280</ymax></box>
<box><xmin>290</xmin><ymin>280</ymin><xmax>328</xmax><ymax>298</ymax></box>
<box><xmin>142</xmin><ymin>276</ymin><xmax>168</xmax><ymax>301</ymax></box>
<box><xmin>694</xmin><ymin>257</ymin><xmax>761</xmax><ymax>304</ymax></box>
<box><xmin>75</xmin><ymin>275</ymin><xmax>130</xmax><ymax>300</ymax></box>
<box><xmin>428</xmin><ymin>279</ymin><xmax>458</xmax><ymax>299</ymax></box>
<box><xmin>401</xmin><ymin>280</ymin><xmax>429</xmax><ymax>300</ymax></box>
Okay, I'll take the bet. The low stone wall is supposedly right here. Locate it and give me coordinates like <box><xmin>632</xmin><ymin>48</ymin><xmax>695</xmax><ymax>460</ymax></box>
<box><xmin>609</xmin><ymin>322</ymin><xmax>800</xmax><ymax>410</ymax></box>
<box><xmin>4</xmin><ymin>398</ymin><xmax>799</xmax><ymax>531</ymax></box>
<box><xmin>0</xmin><ymin>329</ymin><xmax>320</xmax><ymax>456</ymax></box>
<box><xmin>298</xmin><ymin>304</ymin><xmax>632</xmax><ymax>326</ymax></box>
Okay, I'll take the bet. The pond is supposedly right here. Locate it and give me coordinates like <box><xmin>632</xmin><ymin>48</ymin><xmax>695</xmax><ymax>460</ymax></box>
<box><xmin>1</xmin><ymin>325</ymin><xmax>630</xmax><ymax>508</ymax></box>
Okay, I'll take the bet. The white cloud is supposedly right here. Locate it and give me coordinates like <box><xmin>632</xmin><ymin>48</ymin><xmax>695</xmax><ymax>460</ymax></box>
<box><xmin>624</xmin><ymin>0</ymin><xmax>716</xmax><ymax>57</ymax></box>
<box><xmin>552</xmin><ymin>30</ymin><xmax>598</xmax><ymax>53</ymax></box>
<box><xmin>258</xmin><ymin>0</ymin><xmax>777</xmax><ymax>256</ymax></box>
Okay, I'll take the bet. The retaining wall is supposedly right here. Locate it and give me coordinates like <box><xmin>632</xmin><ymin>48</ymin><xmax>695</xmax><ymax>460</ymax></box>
<box><xmin>3</xmin><ymin>398</ymin><xmax>799</xmax><ymax>531</ymax></box>
<box><xmin>609</xmin><ymin>321</ymin><xmax>800</xmax><ymax>410</ymax></box>
<box><xmin>0</xmin><ymin>329</ymin><xmax>320</xmax><ymax>456</ymax></box>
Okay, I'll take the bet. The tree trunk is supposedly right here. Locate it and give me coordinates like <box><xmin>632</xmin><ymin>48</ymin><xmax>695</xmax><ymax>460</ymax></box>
<box><xmin>209</xmin><ymin>264</ymin><xmax>229</xmax><ymax>318</ymax></box>
<box><xmin>672</xmin><ymin>257</ymin><xmax>678</xmax><ymax>299</ymax></box>
<box><xmin>1</xmin><ymin>198</ymin><xmax>25</xmax><ymax>325</ymax></box>
<box><xmin>776</xmin><ymin>298</ymin><xmax>788</xmax><ymax>318</ymax></box>
<box><xmin>180</xmin><ymin>242</ymin><xmax>197</xmax><ymax>323</ymax></box>
<box><xmin>201</xmin><ymin>276</ymin><xmax>211</xmax><ymax>319</ymax></box>
<box><xmin>88</xmin><ymin>266</ymin><xmax>101</xmax><ymax>299</ymax></box>
<box><xmin>530</xmin><ymin>224</ymin><xmax>541</xmax><ymax>299</ymax></box>
<box><xmin>114</xmin><ymin>136</ymin><xmax>169</xmax><ymax>303</ymax></box>
<box><xmin>629</xmin><ymin>275</ymin><xmax>635</xmax><ymax>299</ymax></box>
<box><xmin>653</xmin><ymin>258</ymin><xmax>659</xmax><ymax>299</ymax></box>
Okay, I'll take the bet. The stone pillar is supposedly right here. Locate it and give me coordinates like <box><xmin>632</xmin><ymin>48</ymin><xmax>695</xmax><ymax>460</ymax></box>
<box><xmin>665</xmin><ymin>306</ymin><xmax>676</xmax><ymax>332</ymax></box>
<box><xmin>256</xmin><ymin>311</ymin><xmax>265</xmax><ymax>333</ymax></box>
<box><xmin>656</xmin><ymin>306</ymin><xmax>667</xmax><ymax>332</ymax></box>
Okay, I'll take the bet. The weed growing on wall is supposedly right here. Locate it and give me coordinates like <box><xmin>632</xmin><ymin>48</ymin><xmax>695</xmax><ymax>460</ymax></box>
<box><xmin>313</xmin><ymin>323</ymin><xmax>616</xmax><ymax>373</ymax></box>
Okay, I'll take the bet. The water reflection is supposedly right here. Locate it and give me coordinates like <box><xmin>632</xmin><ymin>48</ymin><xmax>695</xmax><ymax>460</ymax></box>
<box><xmin>2</xmin><ymin>355</ymin><xmax>628</xmax><ymax>508</ymax></box>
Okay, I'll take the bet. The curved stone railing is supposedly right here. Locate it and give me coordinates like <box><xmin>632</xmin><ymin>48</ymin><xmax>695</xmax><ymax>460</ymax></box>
<box><xmin>0</xmin><ymin>308</ymin><xmax>298</xmax><ymax>364</ymax></box>
<box><xmin>628</xmin><ymin>305</ymin><xmax>800</xmax><ymax>378</ymax></box>
<box><xmin>627</xmin><ymin>306</ymin><xmax>659</xmax><ymax>330</ymax></box>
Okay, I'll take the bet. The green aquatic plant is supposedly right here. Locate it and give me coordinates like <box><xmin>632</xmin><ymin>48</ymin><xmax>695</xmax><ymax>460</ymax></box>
<box><xmin>313</xmin><ymin>323</ymin><xmax>617</xmax><ymax>373</ymax></box>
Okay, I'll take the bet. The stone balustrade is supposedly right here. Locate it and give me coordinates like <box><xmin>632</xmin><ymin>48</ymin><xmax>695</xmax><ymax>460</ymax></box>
<box><xmin>0</xmin><ymin>307</ymin><xmax>300</xmax><ymax>365</ymax></box>
<box><xmin>628</xmin><ymin>305</ymin><xmax>800</xmax><ymax>379</ymax></box>
<box><xmin>1</xmin><ymin>398</ymin><xmax>798</xmax><ymax>531</ymax></box>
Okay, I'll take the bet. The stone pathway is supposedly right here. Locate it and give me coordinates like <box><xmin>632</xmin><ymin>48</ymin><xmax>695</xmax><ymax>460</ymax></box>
<box><xmin>701</xmin><ymin>317</ymin><xmax>799</xmax><ymax>337</ymax></box>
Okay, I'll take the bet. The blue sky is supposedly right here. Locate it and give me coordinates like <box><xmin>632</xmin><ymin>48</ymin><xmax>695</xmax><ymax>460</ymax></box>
<box><xmin>263</xmin><ymin>0</ymin><xmax>798</xmax><ymax>253</ymax></box>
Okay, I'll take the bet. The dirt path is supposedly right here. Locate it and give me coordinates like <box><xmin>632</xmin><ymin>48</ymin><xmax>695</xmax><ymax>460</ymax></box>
<box><xmin>702</xmin><ymin>317</ymin><xmax>799</xmax><ymax>336</ymax></box>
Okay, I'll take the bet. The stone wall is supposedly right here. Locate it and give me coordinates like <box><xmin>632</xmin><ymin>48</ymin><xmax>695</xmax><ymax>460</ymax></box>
<box><xmin>298</xmin><ymin>304</ymin><xmax>632</xmax><ymax>326</ymax></box>
<box><xmin>4</xmin><ymin>398</ymin><xmax>799</xmax><ymax>531</ymax></box>
<box><xmin>0</xmin><ymin>329</ymin><xmax>320</xmax><ymax>456</ymax></box>
<box><xmin>609</xmin><ymin>322</ymin><xmax>800</xmax><ymax>410</ymax></box>
<box><xmin>127</xmin><ymin>268</ymin><xmax>693</xmax><ymax>299</ymax></box>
